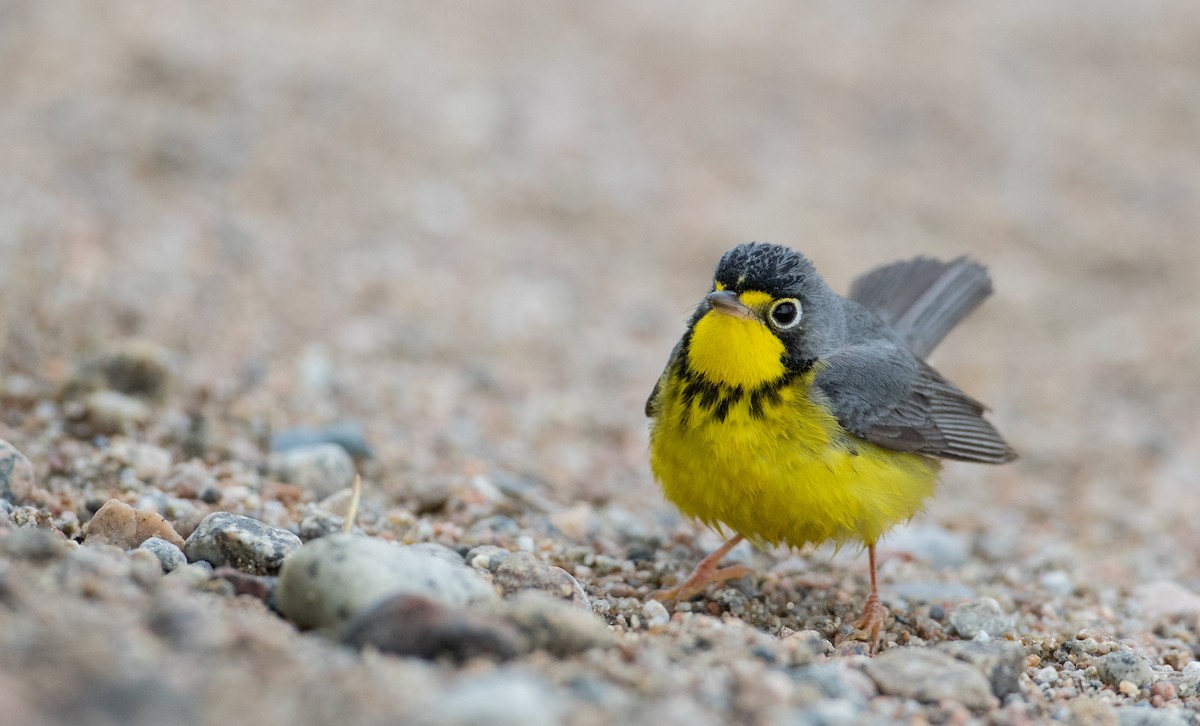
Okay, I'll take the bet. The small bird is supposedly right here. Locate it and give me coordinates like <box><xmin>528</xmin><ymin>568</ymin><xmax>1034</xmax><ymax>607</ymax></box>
<box><xmin>646</xmin><ymin>242</ymin><xmax>1016</xmax><ymax>649</ymax></box>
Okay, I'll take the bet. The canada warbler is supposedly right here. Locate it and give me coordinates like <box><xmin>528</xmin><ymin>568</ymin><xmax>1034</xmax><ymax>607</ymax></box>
<box><xmin>646</xmin><ymin>242</ymin><xmax>1016</xmax><ymax>649</ymax></box>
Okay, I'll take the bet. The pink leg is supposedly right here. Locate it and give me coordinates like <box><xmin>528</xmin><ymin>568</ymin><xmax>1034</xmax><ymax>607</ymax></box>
<box><xmin>652</xmin><ymin>534</ymin><xmax>749</xmax><ymax>601</ymax></box>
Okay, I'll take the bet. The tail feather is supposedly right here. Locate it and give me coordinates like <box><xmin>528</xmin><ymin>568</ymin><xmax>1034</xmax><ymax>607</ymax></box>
<box><xmin>849</xmin><ymin>256</ymin><xmax>993</xmax><ymax>358</ymax></box>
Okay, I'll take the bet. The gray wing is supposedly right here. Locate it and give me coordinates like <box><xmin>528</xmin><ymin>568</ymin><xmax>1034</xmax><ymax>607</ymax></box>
<box><xmin>645</xmin><ymin>338</ymin><xmax>683</xmax><ymax>417</ymax></box>
<box><xmin>814</xmin><ymin>343</ymin><xmax>1017</xmax><ymax>463</ymax></box>
<box><xmin>849</xmin><ymin>256</ymin><xmax>992</xmax><ymax>359</ymax></box>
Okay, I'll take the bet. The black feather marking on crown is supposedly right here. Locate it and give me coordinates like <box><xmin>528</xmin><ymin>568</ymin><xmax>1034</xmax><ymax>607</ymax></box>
<box><xmin>713</xmin><ymin>242</ymin><xmax>817</xmax><ymax>298</ymax></box>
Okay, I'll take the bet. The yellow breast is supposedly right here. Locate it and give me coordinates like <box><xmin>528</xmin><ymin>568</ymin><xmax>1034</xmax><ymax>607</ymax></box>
<box><xmin>649</xmin><ymin>311</ymin><xmax>939</xmax><ymax>549</ymax></box>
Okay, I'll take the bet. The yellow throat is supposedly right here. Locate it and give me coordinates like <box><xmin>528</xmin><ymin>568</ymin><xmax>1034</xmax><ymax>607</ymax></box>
<box><xmin>687</xmin><ymin>291</ymin><xmax>787</xmax><ymax>389</ymax></box>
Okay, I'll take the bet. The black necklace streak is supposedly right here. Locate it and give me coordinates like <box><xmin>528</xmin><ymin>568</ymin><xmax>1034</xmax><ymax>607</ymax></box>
<box><xmin>675</xmin><ymin>344</ymin><xmax>813</xmax><ymax>426</ymax></box>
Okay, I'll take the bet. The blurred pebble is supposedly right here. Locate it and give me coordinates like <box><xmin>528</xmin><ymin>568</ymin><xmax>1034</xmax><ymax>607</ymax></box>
<box><xmin>270</xmin><ymin>422</ymin><xmax>375</xmax><ymax>460</ymax></box>
<box><xmin>1115</xmin><ymin>705</ymin><xmax>1191</xmax><ymax>726</ymax></box>
<box><xmin>466</xmin><ymin>545</ymin><xmax>512</xmax><ymax>572</ymax></box>
<box><xmin>183</xmin><ymin>512</ymin><xmax>301</xmax><ymax>576</ymax></box>
<box><xmin>1095</xmin><ymin>650</ymin><xmax>1153</xmax><ymax>688</ymax></box>
<box><xmin>892</xmin><ymin>580</ymin><xmax>976</xmax><ymax>604</ymax></box>
<box><xmin>84</xmin><ymin>499</ymin><xmax>186</xmax><ymax>549</ymax></box>
<box><xmin>492</xmin><ymin>551</ymin><xmax>589</xmax><ymax>610</ymax></box>
<box><xmin>0</xmin><ymin>440</ymin><xmax>36</xmax><ymax>504</ymax></box>
<box><xmin>1133</xmin><ymin>580</ymin><xmax>1200</xmax><ymax>620</ymax></box>
<box><xmin>547</xmin><ymin>504</ymin><xmax>597</xmax><ymax>542</ymax></box>
<box><xmin>864</xmin><ymin>647</ymin><xmax>996</xmax><ymax>710</ymax></box>
<box><xmin>405</xmin><ymin>476</ymin><xmax>454</xmax><ymax>514</ymax></box>
<box><xmin>268</xmin><ymin>443</ymin><xmax>355</xmax><ymax>500</ymax></box>
<box><xmin>342</xmin><ymin>593</ymin><xmax>526</xmax><ymax>662</ymax></box>
<box><xmin>110</xmin><ymin>441</ymin><xmax>173</xmax><ymax>483</ymax></box>
<box><xmin>490</xmin><ymin>591</ymin><xmax>611</xmax><ymax>656</ymax></box>
<box><xmin>139</xmin><ymin>536</ymin><xmax>187</xmax><ymax>572</ymax></box>
<box><xmin>936</xmin><ymin>640</ymin><xmax>1026</xmax><ymax>698</ymax></box>
<box><xmin>0</xmin><ymin>527</ymin><xmax>71</xmax><ymax>561</ymax></box>
<box><xmin>641</xmin><ymin>599</ymin><xmax>669</xmax><ymax>629</ymax></box>
<box><xmin>948</xmin><ymin>597</ymin><xmax>1015</xmax><ymax>639</ymax></box>
<box><xmin>77</xmin><ymin>390</ymin><xmax>150</xmax><ymax>435</ymax></box>
<box><xmin>412</xmin><ymin>673</ymin><xmax>564</xmax><ymax>726</ymax></box>
<box><xmin>211</xmin><ymin>567</ymin><xmax>276</xmax><ymax>602</ymax></box>
<box><xmin>407</xmin><ymin>542</ymin><xmax>466</xmax><ymax>566</ymax></box>
<box><xmin>790</xmin><ymin>662</ymin><xmax>874</xmax><ymax>705</ymax></box>
<box><xmin>162</xmin><ymin>461</ymin><xmax>219</xmax><ymax>499</ymax></box>
<box><xmin>1039</xmin><ymin>570</ymin><xmax>1075</xmax><ymax>597</ymax></box>
<box><xmin>276</xmin><ymin>534</ymin><xmax>496</xmax><ymax>632</ymax></box>
<box><xmin>878</xmin><ymin>524</ymin><xmax>969</xmax><ymax>568</ymax></box>
<box><xmin>297</xmin><ymin>508</ymin><xmax>345</xmax><ymax>541</ymax></box>
<box><xmin>63</xmin><ymin>339</ymin><xmax>172</xmax><ymax>401</ymax></box>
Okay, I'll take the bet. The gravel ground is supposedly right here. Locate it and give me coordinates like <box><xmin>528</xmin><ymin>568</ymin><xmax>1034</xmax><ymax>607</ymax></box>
<box><xmin>2</xmin><ymin>2</ymin><xmax>1200</xmax><ymax>724</ymax></box>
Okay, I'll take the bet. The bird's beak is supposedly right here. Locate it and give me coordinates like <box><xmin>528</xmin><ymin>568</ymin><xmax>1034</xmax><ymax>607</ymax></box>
<box><xmin>705</xmin><ymin>290</ymin><xmax>756</xmax><ymax>320</ymax></box>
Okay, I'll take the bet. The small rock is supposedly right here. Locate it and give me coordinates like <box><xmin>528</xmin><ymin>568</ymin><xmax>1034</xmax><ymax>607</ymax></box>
<box><xmin>0</xmin><ymin>527</ymin><xmax>70</xmax><ymax>561</ymax></box>
<box><xmin>492</xmin><ymin>551</ymin><xmax>589</xmax><ymax>610</ymax></box>
<box><xmin>64</xmin><ymin>339</ymin><xmax>172</xmax><ymax>401</ymax></box>
<box><xmin>85</xmin><ymin>499</ymin><xmax>186</xmax><ymax>550</ymax></box>
<box><xmin>1116</xmin><ymin>705</ymin><xmax>1191</xmax><ymax>726</ymax></box>
<box><xmin>407</xmin><ymin>542</ymin><xmax>465</xmax><ymax>566</ymax></box>
<box><xmin>275</xmin><ymin>534</ymin><xmax>496</xmax><ymax>632</ymax></box>
<box><xmin>298</xmin><ymin>508</ymin><xmax>346</xmax><ymax>541</ymax></box>
<box><xmin>466</xmin><ymin>545</ymin><xmax>513</xmax><ymax>572</ymax></box>
<box><xmin>412</xmin><ymin>673</ymin><xmax>565</xmax><ymax>726</ymax></box>
<box><xmin>183</xmin><ymin>512</ymin><xmax>301</xmax><ymax>576</ymax></box>
<box><xmin>406</xmin><ymin>476</ymin><xmax>455</xmax><ymax>514</ymax></box>
<box><xmin>878</xmin><ymin>524</ymin><xmax>969</xmax><ymax>568</ymax></box>
<box><xmin>791</xmin><ymin>663</ymin><xmax>877</xmax><ymax>706</ymax></box>
<box><xmin>1095</xmin><ymin>650</ymin><xmax>1154</xmax><ymax>688</ymax></box>
<box><xmin>1133</xmin><ymin>580</ymin><xmax>1200</xmax><ymax>621</ymax></box>
<box><xmin>110</xmin><ymin>441</ymin><xmax>173</xmax><ymax>483</ymax></box>
<box><xmin>78</xmin><ymin>390</ymin><xmax>151</xmax><ymax>435</ymax></box>
<box><xmin>491</xmin><ymin>591</ymin><xmax>612</xmax><ymax>656</ymax></box>
<box><xmin>0</xmin><ymin>440</ymin><xmax>36</xmax><ymax>504</ymax></box>
<box><xmin>342</xmin><ymin>593</ymin><xmax>526</xmax><ymax>662</ymax></box>
<box><xmin>641</xmin><ymin>599</ymin><xmax>670</xmax><ymax>629</ymax></box>
<box><xmin>1039</xmin><ymin>570</ymin><xmax>1075</xmax><ymax>597</ymax></box>
<box><xmin>948</xmin><ymin>597</ymin><xmax>1014</xmax><ymax>639</ymax></box>
<box><xmin>865</xmin><ymin>647</ymin><xmax>997</xmax><ymax>710</ymax></box>
<box><xmin>268</xmin><ymin>444</ymin><xmax>356</xmax><ymax>500</ymax></box>
<box><xmin>270</xmin><ymin>422</ymin><xmax>375</xmax><ymax>460</ymax></box>
<box><xmin>139</xmin><ymin>536</ymin><xmax>187</xmax><ymax>572</ymax></box>
<box><xmin>936</xmin><ymin>640</ymin><xmax>1026</xmax><ymax>698</ymax></box>
<box><xmin>211</xmin><ymin>567</ymin><xmax>276</xmax><ymax>602</ymax></box>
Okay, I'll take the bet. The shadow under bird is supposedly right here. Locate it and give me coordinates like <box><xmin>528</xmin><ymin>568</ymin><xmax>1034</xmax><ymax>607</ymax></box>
<box><xmin>645</xmin><ymin>242</ymin><xmax>1016</xmax><ymax>650</ymax></box>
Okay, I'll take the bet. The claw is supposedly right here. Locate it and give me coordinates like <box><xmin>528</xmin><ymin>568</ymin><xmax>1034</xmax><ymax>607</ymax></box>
<box><xmin>651</xmin><ymin>534</ymin><xmax>748</xmax><ymax>601</ymax></box>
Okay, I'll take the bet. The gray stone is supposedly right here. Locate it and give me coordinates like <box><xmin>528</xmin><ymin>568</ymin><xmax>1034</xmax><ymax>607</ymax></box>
<box><xmin>489</xmin><ymin>591</ymin><xmax>611</xmax><ymax>657</ymax></box>
<box><xmin>268</xmin><ymin>443</ymin><xmax>356</xmax><ymax>499</ymax></box>
<box><xmin>1117</xmin><ymin>706</ymin><xmax>1193</xmax><ymax>726</ymax></box>
<box><xmin>864</xmin><ymin>647</ymin><xmax>997</xmax><ymax>710</ymax></box>
<box><xmin>0</xmin><ymin>440</ymin><xmax>36</xmax><ymax>504</ymax></box>
<box><xmin>936</xmin><ymin>640</ymin><xmax>1026</xmax><ymax>698</ymax></box>
<box><xmin>411</xmin><ymin>673</ymin><xmax>565</xmax><ymax>726</ymax></box>
<box><xmin>342</xmin><ymin>593</ymin><xmax>526</xmax><ymax>662</ymax></box>
<box><xmin>63</xmin><ymin>339</ymin><xmax>172</xmax><ymax>401</ymax></box>
<box><xmin>297</xmin><ymin>508</ymin><xmax>346</xmax><ymax>541</ymax></box>
<box><xmin>407</xmin><ymin>541</ymin><xmax>465</xmax><ymax>566</ymax></box>
<box><xmin>0</xmin><ymin>527</ymin><xmax>71</xmax><ymax>561</ymax></box>
<box><xmin>1095</xmin><ymin>650</ymin><xmax>1154</xmax><ymax>688</ymax></box>
<box><xmin>183</xmin><ymin>512</ymin><xmax>301</xmax><ymax>576</ymax></box>
<box><xmin>275</xmin><ymin>534</ymin><xmax>496</xmax><ymax>632</ymax></box>
<box><xmin>492</xmin><ymin>551</ymin><xmax>589</xmax><ymax>610</ymax></box>
<box><xmin>77</xmin><ymin>390</ymin><xmax>151</xmax><ymax>435</ymax></box>
<box><xmin>270</xmin><ymin>423</ymin><xmax>375</xmax><ymax>460</ymax></box>
<box><xmin>948</xmin><ymin>597</ymin><xmax>1015</xmax><ymax>639</ymax></box>
<box><xmin>790</xmin><ymin>663</ymin><xmax>876</xmax><ymax>706</ymax></box>
<box><xmin>139</xmin><ymin>536</ymin><xmax>187</xmax><ymax>572</ymax></box>
<box><xmin>466</xmin><ymin>545</ymin><xmax>513</xmax><ymax>572</ymax></box>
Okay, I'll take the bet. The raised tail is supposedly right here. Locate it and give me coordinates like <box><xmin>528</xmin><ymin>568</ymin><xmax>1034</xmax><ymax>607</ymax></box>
<box><xmin>849</xmin><ymin>256</ymin><xmax>993</xmax><ymax>358</ymax></box>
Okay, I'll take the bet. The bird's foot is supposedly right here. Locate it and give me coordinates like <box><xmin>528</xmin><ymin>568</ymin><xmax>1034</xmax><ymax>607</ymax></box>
<box><xmin>651</xmin><ymin>561</ymin><xmax>749</xmax><ymax>602</ymax></box>
<box><xmin>848</xmin><ymin>591</ymin><xmax>886</xmax><ymax>654</ymax></box>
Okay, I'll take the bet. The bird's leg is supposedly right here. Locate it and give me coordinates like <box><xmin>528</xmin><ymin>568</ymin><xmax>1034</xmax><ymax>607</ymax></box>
<box><xmin>652</xmin><ymin>534</ymin><xmax>749</xmax><ymax>601</ymax></box>
<box><xmin>850</xmin><ymin>542</ymin><xmax>886</xmax><ymax>652</ymax></box>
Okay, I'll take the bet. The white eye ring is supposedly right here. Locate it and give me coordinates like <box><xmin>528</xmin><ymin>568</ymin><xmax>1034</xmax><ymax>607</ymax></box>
<box><xmin>769</xmin><ymin>298</ymin><xmax>802</xmax><ymax>329</ymax></box>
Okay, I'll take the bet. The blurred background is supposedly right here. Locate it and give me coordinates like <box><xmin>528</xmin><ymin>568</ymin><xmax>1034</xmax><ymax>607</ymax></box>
<box><xmin>1</xmin><ymin>1</ymin><xmax>1197</xmax><ymax>585</ymax></box>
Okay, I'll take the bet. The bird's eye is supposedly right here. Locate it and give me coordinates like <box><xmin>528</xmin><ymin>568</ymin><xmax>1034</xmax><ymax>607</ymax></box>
<box><xmin>769</xmin><ymin>298</ymin><xmax>801</xmax><ymax>329</ymax></box>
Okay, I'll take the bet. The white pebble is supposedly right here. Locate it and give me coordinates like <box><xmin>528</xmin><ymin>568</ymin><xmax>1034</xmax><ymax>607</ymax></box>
<box><xmin>641</xmin><ymin>599</ymin><xmax>670</xmax><ymax>629</ymax></box>
<box><xmin>516</xmin><ymin>536</ymin><xmax>535</xmax><ymax>553</ymax></box>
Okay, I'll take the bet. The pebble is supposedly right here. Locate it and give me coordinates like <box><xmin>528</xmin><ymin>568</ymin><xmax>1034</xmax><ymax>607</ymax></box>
<box><xmin>77</xmin><ymin>390</ymin><xmax>151</xmax><ymax>435</ymax></box>
<box><xmin>183</xmin><ymin>512</ymin><xmax>301</xmax><ymax>576</ymax></box>
<box><xmin>864</xmin><ymin>647</ymin><xmax>997</xmax><ymax>710</ymax></box>
<box><xmin>490</xmin><ymin>591</ymin><xmax>611</xmax><ymax>656</ymax></box>
<box><xmin>109</xmin><ymin>441</ymin><xmax>173</xmax><ymax>483</ymax></box>
<box><xmin>63</xmin><ymin>339</ymin><xmax>172</xmax><ymax>401</ymax></box>
<box><xmin>641</xmin><ymin>599</ymin><xmax>670</xmax><ymax>629</ymax></box>
<box><xmin>1095</xmin><ymin>650</ymin><xmax>1154</xmax><ymax>688</ymax></box>
<box><xmin>0</xmin><ymin>527</ymin><xmax>71</xmax><ymax>561</ymax></box>
<box><xmin>1133</xmin><ymin>580</ymin><xmax>1200</xmax><ymax>621</ymax></box>
<box><xmin>139</xmin><ymin>536</ymin><xmax>187</xmax><ymax>572</ymax></box>
<box><xmin>275</xmin><ymin>534</ymin><xmax>496</xmax><ymax>632</ymax></box>
<box><xmin>1039</xmin><ymin>570</ymin><xmax>1076</xmax><ymax>597</ymax></box>
<box><xmin>342</xmin><ymin>593</ymin><xmax>526</xmax><ymax>662</ymax></box>
<box><xmin>492</xmin><ymin>551</ymin><xmax>589</xmax><ymax>610</ymax></box>
<box><xmin>270</xmin><ymin>423</ymin><xmax>375</xmax><ymax>460</ymax></box>
<box><xmin>791</xmin><ymin>663</ymin><xmax>876</xmax><ymax>706</ymax></box>
<box><xmin>466</xmin><ymin>545</ymin><xmax>513</xmax><ymax>572</ymax></box>
<box><xmin>297</xmin><ymin>508</ymin><xmax>346</xmax><ymax>541</ymax></box>
<box><xmin>948</xmin><ymin>597</ymin><xmax>1015</xmax><ymax>639</ymax></box>
<box><xmin>1116</xmin><ymin>706</ymin><xmax>1192</xmax><ymax>726</ymax></box>
<box><xmin>84</xmin><ymin>499</ymin><xmax>186</xmax><ymax>550</ymax></box>
<box><xmin>411</xmin><ymin>673</ymin><xmax>565</xmax><ymax>726</ymax></box>
<box><xmin>407</xmin><ymin>542</ymin><xmax>466</xmax><ymax>565</ymax></box>
<box><xmin>0</xmin><ymin>440</ymin><xmax>36</xmax><ymax>505</ymax></box>
<box><xmin>878</xmin><ymin>524</ymin><xmax>969</xmax><ymax>568</ymax></box>
<box><xmin>268</xmin><ymin>443</ymin><xmax>356</xmax><ymax>500</ymax></box>
<box><xmin>936</xmin><ymin>640</ymin><xmax>1026</xmax><ymax>698</ymax></box>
